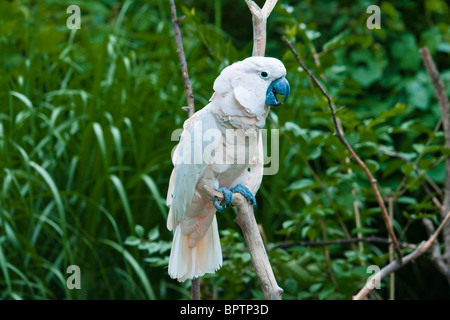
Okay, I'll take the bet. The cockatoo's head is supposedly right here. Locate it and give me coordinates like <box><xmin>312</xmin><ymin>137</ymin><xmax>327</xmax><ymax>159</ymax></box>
<box><xmin>212</xmin><ymin>57</ymin><xmax>290</xmax><ymax>117</ymax></box>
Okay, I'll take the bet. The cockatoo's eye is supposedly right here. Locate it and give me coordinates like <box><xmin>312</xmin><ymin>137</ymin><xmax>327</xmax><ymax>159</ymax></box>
<box><xmin>260</xmin><ymin>71</ymin><xmax>269</xmax><ymax>78</ymax></box>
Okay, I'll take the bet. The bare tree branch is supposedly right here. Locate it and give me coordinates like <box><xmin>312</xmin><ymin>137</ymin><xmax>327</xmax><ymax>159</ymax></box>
<box><xmin>204</xmin><ymin>186</ymin><xmax>283</xmax><ymax>300</ymax></box>
<box><xmin>169</xmin><ymin>0</ymin><xmax>195</xmax><ymax>118</ymax></box>
<box><xmin>283</xmin><ymin>36</ymin><xmax>403</xmax><ymax>264</ymax></box>
<box><xmin>420</xmin><ymin>47</ymin><xmax>450</xmax><ymax>273</ymax></box>
<box><xmin>188</xmin><ymin>0</ymin><xmax>282</xmax><ymax>300</ymax></box>
<box><xmin>245</xmin><ymin>0</ymin><xmax>278</xmax><ymax>56</ymax></box>
<box><xmin>200</xmin><ymin>0</ymin><xmax>283</xmax><ymax>300</ymax></box>
<box><xmin>353</xmin><ymin>211</ymin><xmax>450</xmax><ymax>300</ymax></box>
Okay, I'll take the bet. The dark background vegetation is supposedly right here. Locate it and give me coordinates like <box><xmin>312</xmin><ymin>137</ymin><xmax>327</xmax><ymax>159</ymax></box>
<box><xmin>0</xmin><ymin>0</ymin><xmax>449</xmax><ymax>299</ymax></box>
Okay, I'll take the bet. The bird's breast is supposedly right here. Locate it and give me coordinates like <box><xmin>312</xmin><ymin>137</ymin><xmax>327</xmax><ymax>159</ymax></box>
<box><xmin>209</xmin><ymin>129</ymin><xmax>259</xmax><ymax>187</ymax></box>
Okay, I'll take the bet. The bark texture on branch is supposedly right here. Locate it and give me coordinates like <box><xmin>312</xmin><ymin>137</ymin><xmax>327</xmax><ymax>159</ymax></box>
<box><xmin>245</xmin><ymin>0</ymin><xmax>278</xmax><ymax>56</ymax></box>
<box><xmin>169</xmin><ymin>0</ymin><xmax>195</xmax><ymax>118</ymax></box>
<box><xmin>204</xmin><ymin>186</ymin><xmax>283</xmax><ymax>300</ymax></box>
<box><xmin>215</xmin><ymin>0</ymin><xmax>285</xmax><ymax>300</ymax></box>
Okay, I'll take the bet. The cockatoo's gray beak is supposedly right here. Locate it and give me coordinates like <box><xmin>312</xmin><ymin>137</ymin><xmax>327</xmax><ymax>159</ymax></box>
<box><xmin>265</xmin><ymin>77</ymin><xmax>290</xmax><ymax>106</ymax></box>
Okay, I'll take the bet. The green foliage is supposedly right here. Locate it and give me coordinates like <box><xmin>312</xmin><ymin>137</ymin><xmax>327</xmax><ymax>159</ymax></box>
<box><xmin>0</xmin><ymin>0</ymin><xmax>449</xmax><ymax>299</ymax></box>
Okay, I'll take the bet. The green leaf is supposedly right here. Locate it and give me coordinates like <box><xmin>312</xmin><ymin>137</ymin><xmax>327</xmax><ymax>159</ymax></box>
<box><xmin>401</xmin><ymin>163</ymin><xmax>415</xmax><ymax>175</ymax></box>
<box><xmin>286</xmin><ymin>179</ymin><xmax>315</xmax><ymax>191</ymax></box>
<box><xmin>397</xmin><ymin>196</ymin><xmax>418</xmax><ymax>205</ymax></box>
<box><xmin>425</xmin><ymin>0</ymin><xmax>449</xmax><ymax>14</ymax></box>
<box><xmin>284</xmin><ymin>278</ymin><xmax>298</xmax><ymax>294</ymax></box>
<box><xmin>349</xmin><ymin>50</ymin><xmax>384</xmax><ymax>87</ymax></box>
<box><xmin>10</xmin><ymin>91</ymin><xmax>33</xmax><ymax>109</ymax></box>
<box><xmin>442</xmin><ymin>148</ymin><xmax>450</xmax><ymax>156</ymax></box>
<box><xmin>437</xmin><ymin>42</ymin><xmax>450</xmax><ymax>53</ymax></box>
<box><xmin>366</xmin><ymin>159</ymin><xmax>380</xmax><ymax>173</ymax></box>
<box><xmin>110</xmin><ymin>174</ymin><xmax>134</xmax><ymax>232</ymax></box>
<box><xmin>148</xmin><ymin>226</ymin><xmax>160</xmax><ymax>241</ymax></box>
<box><xmin>141</xmin><ymin>174</ymin><xmax>167</xmax><ymax>220</ymax></box>
<box><xmin>310</xmin><ymin>283</ymin><xmax>323</xmax><ymax>293</ymax></box>
<box><xmin>406</xmin><ymin>81</ymin><xmax>430</xmax><ymax>110</ymax></box>
<box><xmin>318</xmin><ymin>285</ymin><xmax>336</xmax><ymax>300</ymax></box>
<box><xmin>124</xmin><ymin>236</ymin><xmax>140</xmax><ymax>246</ymax></box>
<box><xmin>135</xmin><ymin>225</ymin><xmax>144</xmax><ymax>238</ymax></box>
<box><xmin>283</xmin><ymin>121</ymin><xmax>309</xmax><ymax>141</ymax></box>
<box><xmin>391</xmin><ymin>33</ymin><xmax>421</xmax><ymax>71</ymax></box>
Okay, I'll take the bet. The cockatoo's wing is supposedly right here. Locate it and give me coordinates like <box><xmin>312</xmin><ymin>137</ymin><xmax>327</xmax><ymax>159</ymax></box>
<box><xmin>166</xmin><ymin>107</ymin><xmax>224</xmax><ymax>281</ymax></box>
<box><xmin>166</xmin><ymin>107</ymin><xmax>221</xmax><ymax>231</ymax></box>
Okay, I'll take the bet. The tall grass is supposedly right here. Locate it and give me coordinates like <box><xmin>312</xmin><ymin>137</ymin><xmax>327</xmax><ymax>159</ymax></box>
<box><xmin>0</xmin><ymin>0</ymin><xmax>202</xmax><ymax>299</ymax></box>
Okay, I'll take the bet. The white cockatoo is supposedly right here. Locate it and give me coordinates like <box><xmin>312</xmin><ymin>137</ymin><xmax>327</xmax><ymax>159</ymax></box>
<box><xmin>166</xmin><ymin>56</ymin><xmax>290</xmax><ymax>282</ymax></box>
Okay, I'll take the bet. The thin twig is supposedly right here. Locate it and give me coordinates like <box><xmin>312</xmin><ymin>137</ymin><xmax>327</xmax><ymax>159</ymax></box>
<box><xmin>420</xmin><ymin>47</ymin><xmax>450</xmax><ymax>271</ymax></box>
<box><xmin>319</xmin><ymin>219</ymin><xmax>339</xmax><ymax>288</ymax></box>
<box><xmin>169</xmin><ymin>0</ymin><xmax>198</xmax><ymax>299</ymax></box>
<box><xmin>387</xmin><ymin>196</ymin><xmax>395</xmax><ymax>300</ymax></box>
<box><xmin>283</xmin><ymin>36</ymin><xmax>403</xmax><ymax>264</ymax></box>
<box><xmin>344</xmin><ymin>134</ymin><xmax>364</xmax><ymax>256</ymax></box>
<box><xmin>169</xmin><ymin>0</ymin><xmax>195</xmax><ymax>118</ymax></box>
<box><xmin>422</xmin><ymin>219</ymin><xmax>450</xmax><ymax>285</ymax></box>
<box><xmin>353</xmin><ymin>211</ymin><xmax>450</xmax><ymax>300</ymax></box>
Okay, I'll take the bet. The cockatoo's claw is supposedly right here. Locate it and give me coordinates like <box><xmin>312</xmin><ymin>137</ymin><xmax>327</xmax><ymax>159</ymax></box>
<box><xmin>230</xmin><ymin>184</ymin><xmax>257</xmax><ymax>209</ymax></box>
<box><xmin>213</xmin><ymin>187</ymin><xmax>233</xmax><ymax>212</ymax></box>
<box><xmin>212</xmin><ymin>185</ymin><xmax>257</xmax><ymax>212</ymax></box>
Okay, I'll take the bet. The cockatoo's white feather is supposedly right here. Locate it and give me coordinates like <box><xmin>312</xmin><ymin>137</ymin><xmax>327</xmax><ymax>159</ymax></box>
<box><xmin>167</xmin><ymin>57</ymin><xmax>287</xmax><ymax>281</ymax></box>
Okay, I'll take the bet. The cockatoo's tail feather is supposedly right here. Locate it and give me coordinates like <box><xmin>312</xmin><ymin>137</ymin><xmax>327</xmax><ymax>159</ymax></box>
<box><xmin>168</xmin><ymin>215</ymin><xmax>222</xmax><ymax>282</ymax></box>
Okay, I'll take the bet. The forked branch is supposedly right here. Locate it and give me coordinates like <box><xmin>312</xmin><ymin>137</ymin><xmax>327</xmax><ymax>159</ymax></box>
<box><xmin>245</xmin><ymin>0</ymin><xmax>278</xmax><ymax>56</ymax></box>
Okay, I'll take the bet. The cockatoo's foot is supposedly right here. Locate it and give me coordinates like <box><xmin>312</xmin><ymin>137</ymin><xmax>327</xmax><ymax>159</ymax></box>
<box><xmin>213</xmin><ymin>187</ymin><xmax>233</xmax><ymax>212</ymax></box>
<box><xmin>230</xmin><ymin>184</ymin><xmax>257</xmax><ymax>209</ymax></box>
<box><xmin>213</xmin><ymin>184</ymin><xmax>257</xmax><ymax>212</ymax></box>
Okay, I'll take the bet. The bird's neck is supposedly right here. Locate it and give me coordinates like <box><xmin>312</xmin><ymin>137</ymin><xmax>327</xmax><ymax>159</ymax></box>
<box><xmin>209</xmin><ymin>93</ymin><xmax>269</xmax><ymax>131</ymax></box>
